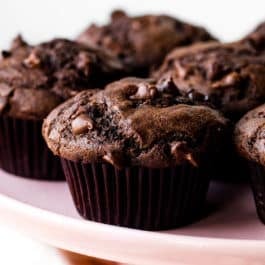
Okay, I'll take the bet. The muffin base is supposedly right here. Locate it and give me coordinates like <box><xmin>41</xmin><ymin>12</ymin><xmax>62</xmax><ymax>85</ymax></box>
<box><xmin>0</xmin><ymin>116</ymin><xmax>64</xmax><ymax>180</ymax></box>
<box><xmin>61</xmin><ymin>159</ymin><xmax>210</xmax><ymax>230</ymax></box>
<box><xmin>248</xmin><ymin>161</ymin><xmax>265</xmax><ymax>224</ymax></box>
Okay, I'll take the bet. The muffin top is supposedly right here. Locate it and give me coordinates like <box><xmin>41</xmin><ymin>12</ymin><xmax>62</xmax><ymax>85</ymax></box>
<box><xmin>242</xmin><ymin>21</ymin><xmax>265</xmax><ymax>51</ymax></box>
<box><xmin>0</xmin><ymin>36</ymin><xmax>124</xmax><ymax>120</ymax></box>
<box><xmin>153</xmin><ymin>41</ymin><xmax>265</xmax><ymax>120</ymax></box>
<box><xmin>43</xmin><ymin>77</ymin><xmax>228</xmax><ymax>168</ymax></box>
<box><xmin>235</xmin><ymin>104</ymin><xmax>265</xmax><ymax>166</ymax></box>
<box><xmin>77</xmin><ymin>10</ymin><xmax>215</xmax><ymax>75</ymax></box>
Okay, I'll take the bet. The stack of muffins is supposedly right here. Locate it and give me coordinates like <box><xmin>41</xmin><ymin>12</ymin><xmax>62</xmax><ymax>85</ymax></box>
<box><xmin>1</xmin><ymin>10</ymin><xmax>265</xmax><ymax>230</ymax></box>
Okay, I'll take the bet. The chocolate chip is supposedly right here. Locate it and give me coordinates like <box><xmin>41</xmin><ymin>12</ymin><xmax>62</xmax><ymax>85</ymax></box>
<box><xmin>223</xmin><ymin>72</ymin><xmax>241</xmax><ymax>85</ymax></box>
<box><xmin>171</xmin><ymin>141</ymin><xmax>198</xmax><ymax>167</ymax></box>
<box><xmin>185</xmin><ymin>153</ymin><xmax>198</xmax><ymax>167</ymax></box>
<box><xmin>187</xmin><ymin>91</ymin><xmax>204</xmax><ymax>101</ymax></box>
<box><xmin>257</xmin><ymin>111</ymin><xmax>265</xmax><ymax>118</ymax></box>
<box><xmin>23</xmin><ymin>52</ymin><xmax>40</xmax><ymax>68</ymax></box>
<box><xmin>212</xmin><ymin>72</ymin><xmax>240</xmax><ymax>88</ymax></box>
<box><xmin>48</xmin><ymin>128</ymin><xmax>60</xmax><ymax>142</ymax></box>
<box><xmin>76</xmin><ymin>52</ymin><xmax>91</xmax><ymax>75</ymax></box>
<box><xmin>171</xmin><ymin>141</ymin><xmax>187</xmax><ymax>155</ymax></box>
<box><xmin>0</xmin><ymin>83</ymin><xmax>13</xmax><ymax>97</ymax></box>
<box><xmin>0</xmin><ymin>97</ymin><xmax>8</xmax><ymax>113</ymax></box>
<box><xmin>102</xmin><ymin>150</ymin><xmax>125</xmax><ymax>169</ymax></box>
<box><xmin>157</xmin><ymin>77</ymin><xmax>178</xmax><ymax>94</ymax></box>
<box><xmin>111</xmin><ymin>10</ymin><xmax>127</xmax><ymax>21</ymax></box>
<box><xmin>71</xmin><ymin>114</ymin><xmax>93</xmax><ymax>135</ymax></box>
<box><xmin>130</xmin><ymin>83</ymin><xmax>157</xmax><ymax>100</ymax></box>
<box><xmin>1</xmin><ymin>51</ymin><xmax>11</xmax><ymax>58</ymax></box>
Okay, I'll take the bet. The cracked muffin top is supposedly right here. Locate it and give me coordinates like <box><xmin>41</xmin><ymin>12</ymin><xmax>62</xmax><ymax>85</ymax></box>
<box><xmin>0</xmin><ymin>36</ymin><xmax>125</xmax><ymax>120</ymax></box>
<box><xmin>43</xmin><ymin>77</ymin><xmax>229</xmax><ymax>168</ymax></box>
<box><xmin>77</xmin><ymin>10</ymin><xmax>216</xmax><ymax>76</ymax></box>
<box><xmin>235</xmin><ymin>104</ymin><xmax>265</xmax><ymax>166</ymax></box>
<box><xmin>153</xmin><ymin>40</ymin><xmax>265</xmax><ymax>120</ymax></box>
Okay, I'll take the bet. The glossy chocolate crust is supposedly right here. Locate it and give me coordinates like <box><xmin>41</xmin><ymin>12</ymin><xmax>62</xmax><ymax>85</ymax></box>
<box><xmin>153</xmin><ymin>40</ymin><xmax>265</xmax><ymax>119</ymax></box>
<box><xmin>0</xmin><ymin>36</ymin><xmax>124</xmax><ymax>120</ymax></box>
<box><xmin>77</xmin><ymin>10</ymin><xmax>216</xmax><ymax>75</ymax></box>
<box><xmin>235</xmin><ymin>104</ymin><xmax>265</xmax><ymax>166</ymax></box>
<box><xmin>43</xmin><ymin>77</ymin><xmax>228</xmax><ymax>168</ymax></box>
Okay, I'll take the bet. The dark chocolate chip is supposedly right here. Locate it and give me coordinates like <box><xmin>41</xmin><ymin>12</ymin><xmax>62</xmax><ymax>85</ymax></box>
<box><xmin>171</xmin><ymin>141</ymin><xmax>198</xmax><ymax>167</ymax></box>
<box><xmin>71</xmin><ymin>114</ymin><xmax>93</xmax><ymax>135</ymax></box>
<box><xmin>130</xmin><ymin>83</ymin><xmax>157</xmax><ymax>100</ymax></box>
<box><xmin>1</xmin><ymin>51</ymin><xmax>11</xmax><ymax>58</ymax></box>
<box><xmin>102</xmin><ymin>150</ymin><xmax>126</xmax><ymax>169</ymax></box>
<box><xmin>23</xmin><ymin>53</ymin><xmax>40</xmax><ymax>68</ymax></box>
<box><xmin>0</xmin><ymin>83</ymin><xmax>13</xmax><ymax>97</ymax></box>
<box><xmin>0</xmin><ymin>97</ymin><xmax>8</xmax><ymax>113</ymax></box>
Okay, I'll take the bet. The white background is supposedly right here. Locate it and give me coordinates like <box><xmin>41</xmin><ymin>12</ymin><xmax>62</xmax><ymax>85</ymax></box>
<box><xmin>0</xmin><ymin>0</ymin><xmax>265</xmax><ymax>49</ymax></box>
<box><xmin>0</xmin><ymin>0</ymin><xmax>265</xmax><ymax>264</ymax></box>
<box><xmin>0</xmin><ymin>226</ymin><xmax>67</xmax><ymax>264</ymax></box>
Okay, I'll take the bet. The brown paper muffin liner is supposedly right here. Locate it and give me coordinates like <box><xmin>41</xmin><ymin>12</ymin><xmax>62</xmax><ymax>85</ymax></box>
<box><xmin>248</xmin><ymin>161</ymin><xmax>265</xmax><ymax>224</ymax></box>
<box><xmin>61</xmin><ymin>159</ymin><xmax>210</xmax><ymax>230</ymax></box>
<box><xmin>0</xmin><ymin>116</ymin><xmax>64</xmax><ymax>180</ymax></box>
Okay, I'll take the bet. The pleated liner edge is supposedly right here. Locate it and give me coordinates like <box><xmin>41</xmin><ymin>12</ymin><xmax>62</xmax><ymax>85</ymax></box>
<box><xmin>0</xmin><ymin>116</ymin><xmax>64</xmax><ymax>180</ymax></box>
<box><xmin>61</xmin><ymin>159</ymin><xmax>210</xmax><ymax>230</ymax></box>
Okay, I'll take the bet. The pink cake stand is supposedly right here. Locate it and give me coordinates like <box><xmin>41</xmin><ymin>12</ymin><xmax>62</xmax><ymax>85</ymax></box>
<box><xmin>0</xmin><ymin>169</ymin><xmax>264</xmax><ymax>265</ymax></box>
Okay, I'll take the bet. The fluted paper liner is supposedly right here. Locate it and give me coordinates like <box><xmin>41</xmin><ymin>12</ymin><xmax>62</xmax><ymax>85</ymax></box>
<box><xmin>0</xmin><ymin>116</ymin><xmax>64</xmax><ymax>180</ymax></box>
<box><xmin>61</xmin><ymin>159</ymin><xmax>210</xmax><ymax>230</ymax></box>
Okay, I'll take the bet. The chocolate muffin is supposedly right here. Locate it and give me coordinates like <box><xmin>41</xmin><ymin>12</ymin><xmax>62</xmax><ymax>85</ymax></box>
<box><xmin>0</xmin><ymin>36</ymin><xmax>124</xmax><ymax>180</ymax></box>
<box><xmin>77</xmin><ymin>10</ymin><xmax>216</xmax><ymax>76</ymax></box>
<box><xmin>242</xmin><ymin>21</ymin><xmax>265</xmax><ymax>51</ymax></box>
<box><xmin>43</xmin><ymin>77</ymin><xmax>229</xmax><ymax>230</ymax></box>
<box><xmin>235</xmin><ymin>104</ymin><xmax>265</xmax><ymax>223</ymax></box>
<box><xmin>153</xmin><ymin>41</ymin><xmax>265</xmax><ymax>121</ymax></box>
